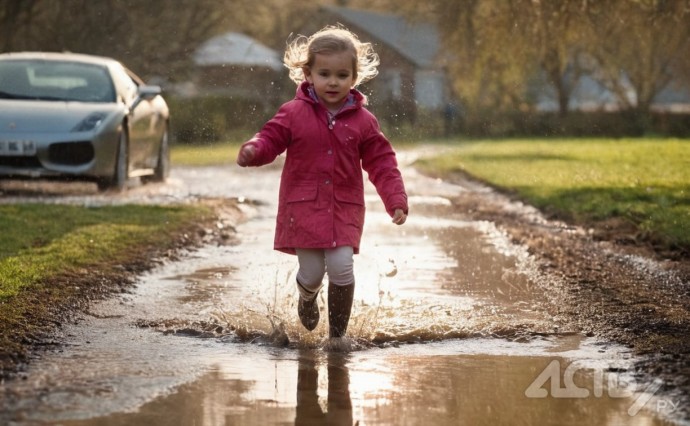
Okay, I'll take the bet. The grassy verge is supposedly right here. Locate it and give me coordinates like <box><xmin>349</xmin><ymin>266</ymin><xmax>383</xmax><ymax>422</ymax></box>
<box><xmin>0</xmin><ymin>202</ymin><xmax>214</xmax><ymax>372</ymax></box>
<box><xmin>0</xmin><ymin>204</ymin><xmax>212</xmax><ymax>299</ymax></box>
<box><xmin>171</xmin><ymin>141</ymin><xmax>241</xmax><ymax>167</ymax></box>
<box><xmin>414</xmin><ymin>138</ymin><xmax>690</xmax><ymax>254</ymax></box>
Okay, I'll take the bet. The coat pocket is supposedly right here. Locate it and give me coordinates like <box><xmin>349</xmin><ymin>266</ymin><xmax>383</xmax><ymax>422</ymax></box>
<box><xmin>284</xmin><ymin>183</ymin><xmax>321</xmax><ymax>245</ymax></box>
<box><xmin>334</xmin><ymin>186</ymin><xmax>364</xmax><ymax>206</ymax></box>
<box><xmin>334</xmin><ymin>185</ymin><xmax>365</xmax><ymax>232</ymax></box>
<box><xmin>286</xmin><ymin>183</ymin><xmax>318</xmax><ymax>203</ymax></box>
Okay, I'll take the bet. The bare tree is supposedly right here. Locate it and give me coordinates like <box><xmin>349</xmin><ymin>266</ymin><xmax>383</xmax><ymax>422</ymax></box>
<box><xmin>392</xmin><ymin>0</ymin><xmax>690</xmax><ymax>122</ymax></box>
<box><xmin>121</xmin><ymin>0</ymin><xmax>228</xmax><ymax>80</ymax></box>
<box><xmin>1</xmin><ymin>0</ymin><xmax>227</xmax><ymax>79</ymax></box>
<box><xmin>0</xmin><ymin>0</ymin><xmax>41</xmax><ymax>52</ymax></box>
<box><xmin>514</xmin><ymin>0</ymin><xmax>588</xmax><ymax>116</ymax></box>
<box><xmin>584</xmin><ymin>0</ymin><xmax>690</xmax><ymax>113</ymax></box>
<box><xmin>418</xmin><ymin>0</ymin><xmax>535</xmax><ymax>113</ymax></box>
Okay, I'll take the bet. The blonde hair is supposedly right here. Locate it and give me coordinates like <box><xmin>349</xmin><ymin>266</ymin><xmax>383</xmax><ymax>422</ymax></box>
<box><xmin>284</xmin><ymin>25</ymin><xmax>379</xmax><ymax>87</ymax></box>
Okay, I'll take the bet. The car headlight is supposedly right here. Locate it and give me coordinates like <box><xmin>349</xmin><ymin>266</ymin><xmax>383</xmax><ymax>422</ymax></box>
<box><xmin>72</xmin><ymin>112</ymin><xmax>107</xmax><ymax>132</ymax></box>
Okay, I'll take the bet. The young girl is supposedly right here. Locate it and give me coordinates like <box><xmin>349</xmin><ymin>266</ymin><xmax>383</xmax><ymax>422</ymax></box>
<box><xmin>236</xmin><ymin>26</ymin><xmax>408</xmax><ymax>341</ymax></box>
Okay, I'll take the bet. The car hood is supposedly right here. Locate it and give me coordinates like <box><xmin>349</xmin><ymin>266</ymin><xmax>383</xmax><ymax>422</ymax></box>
<box><xmin>0</xmin><ymin>100</ymin><xmax>122</xmax><ymax>134</ymax></box>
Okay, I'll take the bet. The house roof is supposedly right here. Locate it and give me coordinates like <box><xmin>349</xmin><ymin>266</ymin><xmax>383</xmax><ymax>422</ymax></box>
<box><xmin>193</xmin><ymin>32</ymin><xmax>283</xmax><ymax>71</ymax></box>
<box><xmin>323</xmin><ymin>6</ymin><xmax>440</xmax><ymax>68</ymax></box>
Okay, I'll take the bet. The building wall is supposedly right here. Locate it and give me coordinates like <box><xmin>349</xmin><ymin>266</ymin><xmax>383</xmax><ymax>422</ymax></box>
<box><xmin>414</xmin><ymin>69</ymin><xmax>446</xmax><ymax>110</ymax></box>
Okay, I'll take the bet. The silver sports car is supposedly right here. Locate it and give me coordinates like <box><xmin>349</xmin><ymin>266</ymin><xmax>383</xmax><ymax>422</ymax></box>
<box><xmin>0</xmin><ymin>52</ymin><xmax>170</xmax><ymax>191</ymax></box>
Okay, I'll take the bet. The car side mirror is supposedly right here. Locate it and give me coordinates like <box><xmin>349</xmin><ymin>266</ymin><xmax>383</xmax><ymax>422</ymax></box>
<box><xmin>129</xmin><ymin>85</ymin><xmax>161</xmax><ymax>113</ymax></box>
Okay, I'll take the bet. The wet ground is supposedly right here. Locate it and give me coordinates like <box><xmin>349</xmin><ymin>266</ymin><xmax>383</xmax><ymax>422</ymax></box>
<box><xmin>0</xmin><ymin>153</ymin><xmax>686</xmax><ymax>425</ymax></box>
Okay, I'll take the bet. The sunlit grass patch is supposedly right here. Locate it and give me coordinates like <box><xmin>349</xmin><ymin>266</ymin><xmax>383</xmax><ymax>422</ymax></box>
<box><xmin>0</xmin><ymin>204</ymin><xmax>212</xmax><ymax>299</ymax></box>
<box><xmin>171</xmin><ymin>141</ymin><xmax>242</xmax><ymax>167</ymax></box>
<box><xmin>415</xmin><ymin>138</ymin><xmax>690</xmax><ymax>252</ymax></box>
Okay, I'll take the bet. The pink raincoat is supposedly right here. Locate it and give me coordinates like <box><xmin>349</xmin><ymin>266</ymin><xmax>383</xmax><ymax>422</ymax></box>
<box><xmin>240</xmin><ymin>81</ymin><xmax>408</xmax><ymax>255</ymax></box>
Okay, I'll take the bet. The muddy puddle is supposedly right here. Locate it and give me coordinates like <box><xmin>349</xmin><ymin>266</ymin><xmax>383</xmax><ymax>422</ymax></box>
<box><xmin>0</xmin><ymin>164</ymin><xmax>680</xmax><ymax>425</ymax></box>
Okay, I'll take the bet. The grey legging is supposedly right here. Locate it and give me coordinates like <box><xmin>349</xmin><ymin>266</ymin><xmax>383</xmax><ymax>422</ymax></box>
<box><xmin>295</xmin><ymin>246</ymin><xmax>354</xmax><ymax>296</ymax></box>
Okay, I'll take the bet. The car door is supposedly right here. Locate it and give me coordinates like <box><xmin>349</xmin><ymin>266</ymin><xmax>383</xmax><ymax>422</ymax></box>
<box><xmin>111</xmin><ymin>65</ymin><xmax>161</xmax><ymax>172</ymax></box>
<box><xmin>127</xmin><ymin>71</ymin><xmax>163</xmax><ymax>172</ymax></box>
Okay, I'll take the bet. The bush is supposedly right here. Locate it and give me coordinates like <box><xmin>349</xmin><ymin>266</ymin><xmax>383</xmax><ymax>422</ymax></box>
<box><xmin>167</xmin><ymin>95</ymin><xmax>276</xmax><ymax>144</ymax></box>
<box><xmin>367</xmin><ymin>105</ymin><xmax>690</xmax><ymax>141</ymax></box>
<box><xmin>460</xmin><ymin>110</ymin><xmax>690</xmax><ymax>138</ymax></box>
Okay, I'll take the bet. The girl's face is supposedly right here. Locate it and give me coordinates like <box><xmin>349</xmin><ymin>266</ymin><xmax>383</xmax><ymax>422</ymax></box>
<box><xmin>304</xmin><ymin>51</ymin><xmax>355</xmax><ymax>110</ymax></box>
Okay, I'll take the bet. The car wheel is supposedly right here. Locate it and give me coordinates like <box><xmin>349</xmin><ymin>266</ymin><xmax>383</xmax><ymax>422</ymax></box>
<box><xmin>143</xmin><ymin>127</ymin><xmax>170</xmax><ymax>183</ymax></box>
<box><xmin>97</xmin><ymin>128</ymin><xmax>129</xmax><ymax>191</ymax></box>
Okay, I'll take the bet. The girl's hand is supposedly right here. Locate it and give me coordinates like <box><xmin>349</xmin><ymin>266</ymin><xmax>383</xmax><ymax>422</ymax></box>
<box><xmin>236</xmin><ymin>145</ymin><xmax>256</xmax><ymax>167</ymax></box>
<box><xmin>392</xmin><ymin>209</ymin><xmax>407</xmax><ymax>225</ymax></box>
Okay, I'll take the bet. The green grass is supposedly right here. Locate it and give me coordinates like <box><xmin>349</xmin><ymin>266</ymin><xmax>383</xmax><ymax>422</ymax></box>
<box><xmin>414</xmin><ymin>138</ymin><xmax>690</xmax><ymax>251</ymax></box>
<box><xmin>171</xmin><ymin>141</ymin><xmax>242</xmax><ymax>167</ymax></box>
<box><xmin>0</xmin><ymin>203</ymin><xmax>212</xmax><ymax>300</ymax></box>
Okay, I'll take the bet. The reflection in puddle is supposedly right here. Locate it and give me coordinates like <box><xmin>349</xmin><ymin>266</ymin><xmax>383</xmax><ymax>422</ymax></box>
<box><xmin>52</xmin><ymin>339</ymin><xmax>668</xmax><ymax>426</ymax></box>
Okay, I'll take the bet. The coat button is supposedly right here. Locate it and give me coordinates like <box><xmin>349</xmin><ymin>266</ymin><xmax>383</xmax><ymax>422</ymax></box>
<box><xmin>325</xmin><ymin>180</ymin><xmax>330</xmax><ymax>185</ymax></box>
<box><xmin>332</xmin><ymin>241</ymin><xmax>337</xmax><ymax>247</ymax></box>
<box><xmin>327</xmin><ymin>150</ymin><xmax>333</xmax><ymax>155</ymax></box>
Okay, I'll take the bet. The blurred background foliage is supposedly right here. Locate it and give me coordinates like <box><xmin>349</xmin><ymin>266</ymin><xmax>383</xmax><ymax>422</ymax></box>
<box><xmin>2</xmin><ymin>0</ymin><xmax>690</xmax><ymax>141</ymax></box>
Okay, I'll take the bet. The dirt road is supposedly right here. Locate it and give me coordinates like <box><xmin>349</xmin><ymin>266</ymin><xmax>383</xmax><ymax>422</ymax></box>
<box><xmin>0</xmin><ymin>153</ymin><xmax>690</xmax><ymax>424</ymax></box>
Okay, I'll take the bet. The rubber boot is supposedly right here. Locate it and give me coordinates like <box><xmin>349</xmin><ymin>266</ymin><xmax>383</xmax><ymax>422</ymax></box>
<box><xmin>297</xmin><ymin>280</ymin><xmax>321</xmax><ymax>331</ymax></box>
<box><xmin>328</xmin><ymin>282</ymin><xmax>355</xmax><ymax>338</ymax></box>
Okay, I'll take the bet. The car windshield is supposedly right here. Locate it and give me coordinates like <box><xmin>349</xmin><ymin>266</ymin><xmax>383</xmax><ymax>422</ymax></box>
<box><xmin>0</xmin><ymin>59</ymin><xmax>115</xmax><ymax>103</ymax></box>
